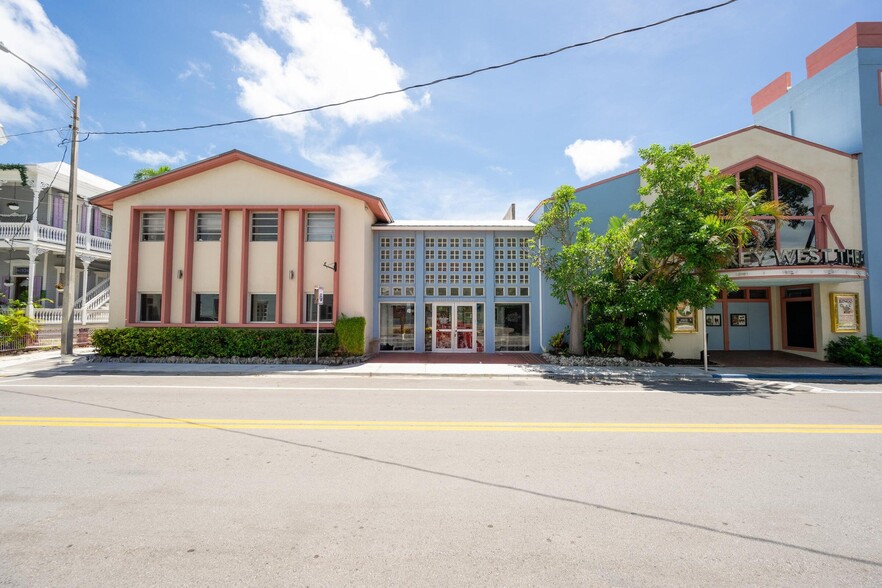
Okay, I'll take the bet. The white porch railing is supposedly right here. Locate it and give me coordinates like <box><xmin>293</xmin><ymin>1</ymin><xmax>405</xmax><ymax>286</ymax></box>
<box><xmin>84</xmin><ymin>287</ymin><xmax>110</xmax><ymax>310</ymax></box>
<box><xmin>76</xmin><ymin>278</ymin><xmax>110</xmax><ymax>308</ymax></box>
<box><xmin>0</xmin><ymin>222</ymin><xmax>111</xmax><ymax>255</ymax></box>
<box><xmin>33</xmin><ymin>307</ymin><xmax>110</xmax><ymax>325</ymax></box>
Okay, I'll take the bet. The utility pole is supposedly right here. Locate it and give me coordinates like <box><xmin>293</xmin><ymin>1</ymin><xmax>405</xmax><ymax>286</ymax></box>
<box><xmin>0</xmin><ymin>41</ymin><xmax>81</xmax><ymax>356</ymax></box>
<box><xmin>60</xmin><ymin>96</ymin><xmax>79</xmax><ymax>355</ymax></box>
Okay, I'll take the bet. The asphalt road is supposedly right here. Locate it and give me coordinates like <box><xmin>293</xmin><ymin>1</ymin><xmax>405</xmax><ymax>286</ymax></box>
<box><xmin>1</xmin><ymin>373</ymin><xmax>881</xmax><ymax>587</ymax></box>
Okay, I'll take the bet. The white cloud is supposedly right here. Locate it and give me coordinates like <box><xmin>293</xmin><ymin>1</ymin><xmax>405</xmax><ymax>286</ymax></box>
<box><xmin>300</xmin><ymin>144</ymin><xmax>389</xmax><ymax>187</ymax></box>
<box><xmin>215</xmin><ymin>0</ymin><xmax>426</xmax><ymax>139</ymax></box>
<box><xmin>215</xmin><ymin>0</ymin><xmax>427</xmax><ymax>189</ymax></box>
<box><xmin>0</xmin><ymin>0</ymin><xmax>86</xmax><ymax>125</ymax></box>
<box><xmin>178</xmin><ymin>61</ymin><xmax>213</xmax><ymax>85</ymax></box>
<box><xmin>114</xmin><ymin>148</ymin><xmax>188</xmax><ymax>167</ymax></box>
<box><xmin>564</xmin><ymin>138</ymin><xmax>635</xmax><ymax>182</ymax></box>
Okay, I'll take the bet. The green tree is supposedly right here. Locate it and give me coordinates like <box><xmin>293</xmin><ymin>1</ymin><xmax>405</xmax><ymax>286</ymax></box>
<box><xmin>132</xmin><ymin>165</ymin><xmax>172</xmax><ymax>183</ymax></box>
<box><xmin>528</xmin><ymin>185</ymin><xmax>604</xmax><ymax>355</ymax></box>
<box><xmin>631</xmin><ymin>144</ymin><xmax>781</xmax><ymax>313</ymax></box>
<box><xmin>532</xmin><ymin>144</ymin><xmax>782</xmax><ymax>358</ymax></box>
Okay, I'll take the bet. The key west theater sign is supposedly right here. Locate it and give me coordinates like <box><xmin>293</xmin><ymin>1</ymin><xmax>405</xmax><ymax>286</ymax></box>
<box><xmin>735</xmin><ymin>248</ymin><xmax>865</xmax><ymax>268</ymax></box>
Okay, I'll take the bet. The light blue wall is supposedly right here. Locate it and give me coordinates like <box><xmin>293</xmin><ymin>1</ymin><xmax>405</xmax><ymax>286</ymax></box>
<box><xmin>373</xmin><ymin>228</ymin><xmax>542</xmax><ymax>353</ymax></box>
<box><xmin>533</xmin><ymin>171</ymin><xmax>642</xmax><ymax>350</ymax></box>
<box><xmin>755</xmin><ymin>47</ymin><xmax>882</xmax><ymax>335</ymax></box>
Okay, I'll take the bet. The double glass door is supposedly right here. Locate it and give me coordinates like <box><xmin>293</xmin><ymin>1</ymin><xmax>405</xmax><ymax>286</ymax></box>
<box><xmin>433</xmin><ymin>303</ymin><xmax>475</xmax><ymax>352</ymax></box>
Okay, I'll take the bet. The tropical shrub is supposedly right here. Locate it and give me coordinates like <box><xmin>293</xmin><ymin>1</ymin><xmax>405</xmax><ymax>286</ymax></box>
<box><xmin>826</xmin><ymin>335</ymin><xmax>882</xmax><ymax>366</ymax></box>
<box><xmin>335</xmin><ymin>315</ymin><xmax>366</xmax><ymax>356</ymax></box>
<box><xmin>92</xmin><ymin>327</ymin><xmax>338</xmax><ymax>358</ymax></box>
<box><xmin>0</xmin><ymin>303</ymin><xmax>40</xmax><ymax>345</ymax></box>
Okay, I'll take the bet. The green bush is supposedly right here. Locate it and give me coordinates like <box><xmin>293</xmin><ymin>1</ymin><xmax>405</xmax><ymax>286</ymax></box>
<box><xmin>335</xmin><ymin>315</ymin><xmax>366</xmax><ymax>356</ymax></box>
<box><xmin>867</xmin><ymin>335</ymin><xmax>882</xmax><ymax>367</ymax></box>
<box><xmin>825</xmin><ymin>335</ymin><xmax>873</xmax><ymax>366</ymax></box>
<box><xmin>92</xmin><ymin>327</ymin><xmax>338</xmax><ymax>358</ymax></box>
<box><xmin>0</xmin><ymin>303</ymin><xmax>40</xmax><ymax>344</ymax></box>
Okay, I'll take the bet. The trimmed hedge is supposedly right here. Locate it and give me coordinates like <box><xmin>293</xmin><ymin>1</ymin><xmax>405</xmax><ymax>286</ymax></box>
<box><xmin>825</xmin><ymin>335</ymin><xmax>882</xmax><ymax>367</ymax></box>
<box><xmin>92</xmin><ymin>327</ymin><xmax>338</xmax><ymax>359</ymax></box>
<box><xmin>335</xmin><ymin>315</ymin><xmax>366</xmax><ymax>356</ymax></box>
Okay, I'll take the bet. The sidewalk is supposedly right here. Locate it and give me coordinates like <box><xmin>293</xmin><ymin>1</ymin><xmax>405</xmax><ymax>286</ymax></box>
<box><xmin>2</xmin><ymin>350</ymin><xmax>881</xmax><ymax>381</ymax></box>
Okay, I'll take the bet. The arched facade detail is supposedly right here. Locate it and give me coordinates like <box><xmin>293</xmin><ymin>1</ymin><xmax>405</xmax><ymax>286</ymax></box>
<box><xmin>721</xmin><ymin>155</ymin><xmax>833</xmax><ymax>250</ymax></box>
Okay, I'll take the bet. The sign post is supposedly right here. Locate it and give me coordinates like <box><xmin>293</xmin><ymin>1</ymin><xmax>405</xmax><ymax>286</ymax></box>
<box><xmin>314</xmin><ymin>286</ymin><xmax>323</xmax><ymax>362</ymax></box>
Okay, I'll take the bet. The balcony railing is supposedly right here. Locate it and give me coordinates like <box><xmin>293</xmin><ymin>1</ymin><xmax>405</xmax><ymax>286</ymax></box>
<box><xmin>32</xmin><ymin>307</ymin><xmax>110</xmax><ymax>325</ymax></box>
<box><xmin>0</xmin><ymin>222</ymin><xmax>111</xmax><ymax>254</ymax></box>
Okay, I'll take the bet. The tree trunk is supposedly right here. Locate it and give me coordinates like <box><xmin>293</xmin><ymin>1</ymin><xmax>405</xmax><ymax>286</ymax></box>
<box><xmin>569</xmin><ymin>297</ymin><xmax>585</xmax><ymax>356</ymax></box>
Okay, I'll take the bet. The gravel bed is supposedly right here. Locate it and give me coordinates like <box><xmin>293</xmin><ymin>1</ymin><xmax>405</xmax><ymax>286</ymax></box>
<box><xmin>541</xmin><ymin>353</ymin><xmax>662</xmax><ymax>367</ymax></box>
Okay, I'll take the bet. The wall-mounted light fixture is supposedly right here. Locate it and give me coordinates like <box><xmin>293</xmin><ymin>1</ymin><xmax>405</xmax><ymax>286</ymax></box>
<box><xmin>289</xmin><ymin>270</ymin><xmax>295</xmax><ymax>280</ymax></box>
<box><xmin>6</xmin><ymin>201</ymin><xmax>19</xmax><ymax>211</ymax></box>
<box><xmin>177</xmin><ymin>269</ymin><xmax>183</xmax><ymax>279</ymax></box>
<box><xmin>323</xmin><ymin>262</ymin><xmax>337</xmax><ymax>272</ymax></box>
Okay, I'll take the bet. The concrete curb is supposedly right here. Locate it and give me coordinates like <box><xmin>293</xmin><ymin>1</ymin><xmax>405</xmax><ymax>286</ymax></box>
<box><xmin>2</xmin><ymin>351</ymin><xmax>881</xmax><ymax>382</ymax></box>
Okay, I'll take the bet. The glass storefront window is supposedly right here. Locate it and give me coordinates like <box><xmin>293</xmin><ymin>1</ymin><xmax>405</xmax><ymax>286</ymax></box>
<box><xmin>379</xmin><ymin>303</ymin><xmax>415</xmax><ymax>351</ymax></box>
<box><xmin>495</xmin><ymin>304</ymin><xmax>529</xmax><ymax>351</ymax></box>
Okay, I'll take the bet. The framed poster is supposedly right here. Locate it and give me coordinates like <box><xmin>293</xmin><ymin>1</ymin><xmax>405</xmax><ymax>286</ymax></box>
<box><xmin>730</xmin><ymin>313</ymin><xmax>747</xmax><ymax>327</ymax></box>
<box><xmin>830</xmin><ymin>292</ymin><xmax>860</xmax><ymax>333</ymax></box>
<box><xmin>706</xmin><ymin>313</ymin><xmax>722</xmax><ymax>327</ymax></box>
<box><xmin>671</xmin><ymin>303</ymin><xmax>698</xmax><ymax>333</ymax></box>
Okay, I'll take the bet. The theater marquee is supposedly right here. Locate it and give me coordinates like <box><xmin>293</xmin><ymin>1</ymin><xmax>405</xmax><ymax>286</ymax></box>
<box><xmin>735</xmin><ymin>249</ymin><xmax>865</xmax><ymax>268</ymax></box>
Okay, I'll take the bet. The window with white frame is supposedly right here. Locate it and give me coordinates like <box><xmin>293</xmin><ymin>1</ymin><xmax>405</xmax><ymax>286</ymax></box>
<box><xmin>196</xmin><ymin>212</ymin><xmax>221</xmax><ymax>241</ymax></box>
<box><xmin>140</xmin><ymin>212</ymin><xmax>165</xmax><ymax>242</ymax></box>
<box><xmin>250</xmin><ymin>293</ymin><xmax>276</xmax><ymax>322</ymax></box>
<box><xmin>139</xmin><ymin>293</ymin><xmax>162</xmax><ymax>321</ymax></box>
<box><xmin>251</xmin><ymin>212</ymin><xmax>278</xmax><ymax>241</ymax></box>
<box><xmin>304</xmin><ymin>292</ymin><xmax>333</xmax><ymax>322</ymax></box>
<box><xmin>194</xmin><ymin>293</ymin><xmax>219</xmax><ymax>322</ymax></box>
<box><xmin>306</xmin><ymin>212</ymin><xmax>335</xmax><ymax>241</ymax></box>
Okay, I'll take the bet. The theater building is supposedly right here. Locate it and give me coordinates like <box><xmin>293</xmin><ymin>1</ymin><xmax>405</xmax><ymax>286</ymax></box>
<box><xmin>533</xmin><ymin>22</ymin><xmax>878</xmax><ymax>361</ymax></box>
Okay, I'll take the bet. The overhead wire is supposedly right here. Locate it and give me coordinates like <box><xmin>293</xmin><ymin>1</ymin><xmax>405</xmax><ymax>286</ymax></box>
<box><xmin>80</xmin><ymin>0</ymin><xmax>738</xmax><ymax>137</ymax></box>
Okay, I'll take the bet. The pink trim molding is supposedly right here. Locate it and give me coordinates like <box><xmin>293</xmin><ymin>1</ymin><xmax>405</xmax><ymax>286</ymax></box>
<box><xmin>806</xmin><ymin>22</ymin><xmax>882</xmax><ymax>78</ymax></box>
<box><xmin>750</xmin><ymin>72</ymin><xmax>791</xmax><ymax>114</ymax></box>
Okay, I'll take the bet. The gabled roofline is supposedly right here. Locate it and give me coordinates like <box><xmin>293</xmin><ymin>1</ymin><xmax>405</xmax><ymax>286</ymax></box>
<box><xmin>527</xmin><ymin>168</ymin><xmax>640</xmax><ymax>221</ymax></box>
<box><xmin>528</xmin><ymin>125</ymin><xmax>860</xmax><ymax>221</ymax></box>
<box><xmin>90</xmin><ymin>149</ymin><xmax>393</xmax><ymax>222</ymax></box>
<box><xmin>692</xmin><ymin>125</ymin><xmax>859</xmax><ymax>159</ymax></box>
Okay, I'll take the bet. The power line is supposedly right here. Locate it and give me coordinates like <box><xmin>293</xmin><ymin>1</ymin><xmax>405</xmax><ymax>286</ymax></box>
<box><xmin>2</xmin><ymin>128</ymin><xmax>63</xmax><ymax>139</ymax></box>
<box><xmin>84</xmin><ymin>0</ymin><xmax>738</xmax><ymax>137</ymax></box>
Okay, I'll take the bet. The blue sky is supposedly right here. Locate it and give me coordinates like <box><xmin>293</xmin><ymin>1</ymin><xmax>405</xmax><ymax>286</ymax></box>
<box><xmin>1</xmin><ymin>0</ymin><xmax>879</xmax><ymax>220</ymax></box>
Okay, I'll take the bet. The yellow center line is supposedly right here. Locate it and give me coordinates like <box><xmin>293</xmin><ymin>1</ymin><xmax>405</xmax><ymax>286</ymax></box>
<box><xmin>0</xmin><ymin>416</ymin><xmax>880</xmax><ymax>433</ymax></box>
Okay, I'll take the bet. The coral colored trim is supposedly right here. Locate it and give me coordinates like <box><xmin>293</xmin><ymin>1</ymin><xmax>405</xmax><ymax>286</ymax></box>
<box><xmin>239</xmin><ymin>208</ymin><xmax>248</xmax><ymax>324</ymax></box>
<box><xmin>694</xmin><ymin>126</ymin><xmax>858</xmax><ymax>159</ymax></box>
<box><xmin>90</xmin><ymin>150</ymin><xmax>393</xmax><ymax>223</ymax></box>
<box><xmin>276</xmin><ymin>208</ymin><xmax>284</xmax><ymax>323</ymax></box>
<box><xmin>529</xmin><ymin>169</ymin><xmax>640</xmax><ymax>220</ymax></box>
<box><xmin>714</xmin><ymin>288</ymin><xmax>772</xmax><ymax>351</ymax></box>
<box><xmin>333</xmin><ymin>205</ymin><xmax>341</xmax><ymax>321</ymax></box>
<box><xmin>219</xmin><ymin>209</ymin><xmax>229</xmax><ymax>324</ymax></box>
<box><xmin>750</xmin><ymin>72</ymin><xmax>791</xmax><ymax>114</ymax></box>
<box><xmin>297</xmin><ymin>212</ymin><xmax>305</xmax><ymax>324</ymax></box>
<box><xmin>806</xmin><ymin>23</ymin><xmax>882</xmax><ymax>79</ymax></box>
<box><xmin>126</xmin><ymin>208</ymin><xmax>139</xmax><ymax>324</ymax></box>
<box><xmin>161</xmin><ymin>210</ymin><xmax>175</xmax><ymax>323</ymax></box>
<box><xmin>720</xmin><ymin>154</ymin><xmax>829</xmax><ymax>250</ymax></box>
<box><xmin>182</xmin><ymin>210</ymin><xmax>195</xmax><ymax>323</ymax></box>
<box><xmin>780</xmin><ymin>285</ymin><xmax>817</xmax><ymax>352</ymax></box>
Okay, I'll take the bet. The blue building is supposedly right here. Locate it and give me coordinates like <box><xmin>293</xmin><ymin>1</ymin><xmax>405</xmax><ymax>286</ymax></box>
<box><xmin>531</xmin><ymin>23</ymin><xmax>878</xmax><ymax>362</ymax></box>
<box><xmin>752</xmin><ymin>22</ymin><xmax>882</xmax><ymax>336</ymax></box>
<box><xmin>372</xmin><ymin>219</ymin><xmax>541</xmax><ymax>353</ymax></box>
